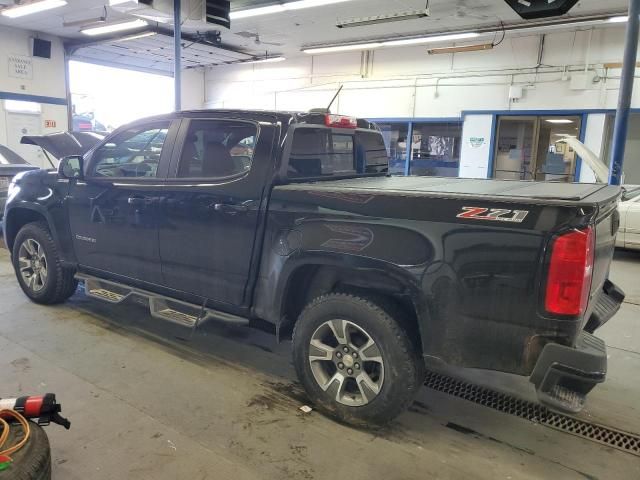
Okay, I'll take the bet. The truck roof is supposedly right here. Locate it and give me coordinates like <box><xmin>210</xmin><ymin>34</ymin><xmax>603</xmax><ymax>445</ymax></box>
<box><xmin>126</xmin><ymin>109</ymin><xmax>375</xmax><ymax>128</ymax></box>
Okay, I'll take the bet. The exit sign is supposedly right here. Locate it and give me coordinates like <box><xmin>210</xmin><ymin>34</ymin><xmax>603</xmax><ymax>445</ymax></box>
<box><xmin>44</xmin><ymin>120</ymin><xmax>56</xmax><ymax>128</ymax></box>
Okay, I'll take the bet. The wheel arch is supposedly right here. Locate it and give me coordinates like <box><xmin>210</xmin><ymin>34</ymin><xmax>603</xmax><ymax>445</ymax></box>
<box><xmin>4</xmin><ymin>206</ymin><xmax>52</xmax><ymax>252</ymax></box>
<box><xmin>273</xmin><ymin>254</ymin><xmax>429</xmax><ymax>354</ymax></box>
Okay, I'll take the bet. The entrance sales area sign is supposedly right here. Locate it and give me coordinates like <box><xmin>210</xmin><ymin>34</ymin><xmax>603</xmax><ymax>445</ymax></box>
<box><xmin>8</xmin><ymin>54</ymin><xmax>33</xmax><ymax>79</ymax></box>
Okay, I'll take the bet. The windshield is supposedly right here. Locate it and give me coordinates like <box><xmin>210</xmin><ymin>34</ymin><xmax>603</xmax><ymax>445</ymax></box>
<box><xmin>622</xmin><ymin>186</ymin><xmax>640</xmax><ymax>202</ymax></box>
<box><xmin>0</xmin><ymin>145</ymin><xmax>29</xmax><ymax>165</ymax></box>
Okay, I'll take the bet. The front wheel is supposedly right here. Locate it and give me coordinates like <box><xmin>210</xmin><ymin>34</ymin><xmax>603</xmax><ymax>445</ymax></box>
<box><xmin>292</xmin><ymin>293</ymin><xmax>424</xmax><ymax>427</ymax></box>
<box><xmin>12</xmin><ymin>222</ymin><xmax>78</xmax><ymax>305</ymax></box>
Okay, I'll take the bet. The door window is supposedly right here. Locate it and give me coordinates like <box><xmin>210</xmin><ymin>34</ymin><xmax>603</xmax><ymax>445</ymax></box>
<box><xmin>90</xmin><ymin>122</ymin><xmax>170</xmax><ymax>178</ymax></box>
<box><xmin>176</xmin><ymin>120</ymin><xmax>257</xmax><ymax>178</ymax></box>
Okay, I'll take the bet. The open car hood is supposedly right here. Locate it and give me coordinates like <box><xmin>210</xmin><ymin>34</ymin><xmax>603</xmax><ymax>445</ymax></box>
<box><xmin>20</xmin><ymin>131</ymin><xmax>104</xmax><ymax>160</ymax></box>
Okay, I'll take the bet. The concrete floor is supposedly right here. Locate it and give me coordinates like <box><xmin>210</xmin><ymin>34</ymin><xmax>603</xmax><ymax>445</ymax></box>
<box><xmin>1</xmin><ymin>244</ymin><xmax>639</xmax><ymax>480</ymax></box>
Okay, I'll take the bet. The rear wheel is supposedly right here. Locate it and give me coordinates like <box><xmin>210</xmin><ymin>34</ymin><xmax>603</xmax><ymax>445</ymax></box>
<box><xmin>292</xmin><ymin>293</ymin><xmax>424</xmax><ymax>427</ymax></box>
<box><xmin>12</xmin><ymin>222</ymin><xmax>77</xmax><ymax>305</ymax></box>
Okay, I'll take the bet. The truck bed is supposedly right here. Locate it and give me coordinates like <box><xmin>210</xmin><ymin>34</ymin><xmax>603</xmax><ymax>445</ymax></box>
<box><xmin>279</xmin><ymin>176</ymin><xmax>620</xmax><ymax>206</ymax></box>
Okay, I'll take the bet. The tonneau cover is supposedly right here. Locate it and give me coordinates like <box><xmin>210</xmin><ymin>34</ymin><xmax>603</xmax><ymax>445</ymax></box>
<box><xmin>280</xmin><ymin>176</ymin><xmax>621</xmax><ymax>205</ymax></box>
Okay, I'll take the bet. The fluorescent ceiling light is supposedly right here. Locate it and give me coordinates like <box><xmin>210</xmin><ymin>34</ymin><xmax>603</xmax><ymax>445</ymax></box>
<box><xmin>383</xmin><ymin>32</ymin><xmax>479</xmax><ymax>47</ymax></box>
<box><xmin>608</xmin><ymin>16</ymin><xmax>629</xmax><ymax>23</ymax></box>
<box><xmin>81</xmin><ymin>19</ymin><xmax>148</xmax><ymax>36</ymax></box>
<box><xmin>246</xmin><ymin>57</ymin><xmax>286</xmax><ymax>64</ymax></box>
<box><xmin>304</xmin><ymin>42</ymin><xmax>384</xmax><ymax>54</ymax></box>
<box><xmin>2</xmin><ymin>0</ymin><xmax>67</xmax><ymax>18</ymax></box>
<box><xmin>63</xmin><ymin>16</ymin><xmax>106</xmax><ymax>28</ymax></box>
<box><xmin>428</xmin><ymin>43</ymin><xmax>494</xmax><ymax>55</ymax></box>
<box><xmin>231</xmin><ymin>0</ymin><xmax>352</xmax><ymax>20</ymax></box>
<box><xmin>304</xmin><ymin>32</ymin><xmax>480</xmax><ymax>54</ymax></box>
<box><xmin>337</xmin><ymin>9</ymin><xmax>429</xmax><ymax>28</ymax></box>
<box><xmin>114</xmin><ymin>31</ymin><xmax>157</xmax><ymax>42</ymax></box>
<box><xmin>545</xmin><ymin>119</ymin><xmax>574</xmax><ymax>124</ymax></box>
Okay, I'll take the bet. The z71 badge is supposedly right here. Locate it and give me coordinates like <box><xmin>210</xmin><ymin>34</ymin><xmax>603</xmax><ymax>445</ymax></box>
<box><xmin>456</xmin><ymin>207</ymin><xmax>529</xmax><ymax>223</ymax></box>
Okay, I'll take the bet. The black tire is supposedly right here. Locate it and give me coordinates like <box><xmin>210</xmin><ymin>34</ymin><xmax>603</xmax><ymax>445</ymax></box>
<box><xmin>0</xmin><ymin>421</ymin><xmax>51</xmax><ymax>480</ymax></box>
<box><xmin>292</xmin><ymin>293</ymin><xmax>424</xmax><ymax>427</ymax></box>
<box><xmin>12</xmin><ymin>222</ymin><xmax>78</xmax><ymax>305</ymax></box>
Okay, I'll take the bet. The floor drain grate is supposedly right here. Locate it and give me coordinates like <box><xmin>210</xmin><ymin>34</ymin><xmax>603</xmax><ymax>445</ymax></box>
<box><xmin>424</xmin><ymin>370</ymin><xmax>640</xmax><ymax>456</ymax></box>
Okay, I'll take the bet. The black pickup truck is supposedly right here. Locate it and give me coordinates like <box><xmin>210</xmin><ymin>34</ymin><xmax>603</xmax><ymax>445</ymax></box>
<box><xmin>2</xmin><ymin>110</ymin><xmax>624</xmax><ymax>426</ymax></box>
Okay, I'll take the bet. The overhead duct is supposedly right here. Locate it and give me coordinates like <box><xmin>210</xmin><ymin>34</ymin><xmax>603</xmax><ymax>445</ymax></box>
<box><xmin>502</xmin><ymin>0</ymin><xmax>580</xmax><ymax>19</ymax></box>
<box><xmin>111</xmin><ymin>0</ymin><xmax>230</xmax><ymax>30</ymax></box>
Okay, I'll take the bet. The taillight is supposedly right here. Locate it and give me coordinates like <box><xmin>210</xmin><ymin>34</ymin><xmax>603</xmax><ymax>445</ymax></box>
<box><xmin>545</xmin><ymin>227</ymin><xmax>595</xmax><ymax>316</ymax></box>
<box><xmin>325</xmin><ymin>114</ymin><xmax>357</xmax><ymax>129</ymax></box>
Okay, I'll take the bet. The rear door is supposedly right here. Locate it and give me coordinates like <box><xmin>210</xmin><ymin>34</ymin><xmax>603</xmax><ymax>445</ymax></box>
<box><xmin>68</xmin><ymin>119</ymin><xmax>178</xmax><ymax>284</ymax></box>
<box><xmin>158</xmin><ymin>116</ymin><xmax>277</xmax><ymax>309</ymax></box>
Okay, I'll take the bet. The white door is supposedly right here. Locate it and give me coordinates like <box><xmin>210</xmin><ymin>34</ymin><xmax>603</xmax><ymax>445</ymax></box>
<box><xmin>5</xmin><ymin>112</ymin><xmax>47</xmax><ymax>167</ymax></box>
<box><xmin>624</xmin><ymin>197</ymin><xmax>640</xmax><ymax>249</ymax></box>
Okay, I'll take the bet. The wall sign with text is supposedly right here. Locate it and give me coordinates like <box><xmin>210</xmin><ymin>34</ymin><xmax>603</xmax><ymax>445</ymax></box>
<box><xmin>8</xmin><ymin>54</ymin><xmax>33</xmax><ymax>79</ymax></box>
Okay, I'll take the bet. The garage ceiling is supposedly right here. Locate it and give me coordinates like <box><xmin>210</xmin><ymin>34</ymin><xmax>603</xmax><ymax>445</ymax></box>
<box><xmin>0</xmin><ymin>0</ymin><xmax>630</xmax><ymax>75</ymax></box>
<box><xmin>69</xmin><ymin>32</ymin><xmax>254</xmax><ymax>75</ymax></box>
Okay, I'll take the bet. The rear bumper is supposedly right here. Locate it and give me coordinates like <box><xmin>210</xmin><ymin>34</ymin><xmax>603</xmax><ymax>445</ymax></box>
<box><xmin>530</xmin><ymin>331</ymin><xmax>607</xmax><ymax>413</ymax></box>
<box><xmin>585</xmin><ymin>280</ymin><xmax>625</xmax><ymax>333</ymax></box>
<box><xmin>529</xmin><ymin>281</ymin><xmax>624</xmax><ymax>413</ymax></box>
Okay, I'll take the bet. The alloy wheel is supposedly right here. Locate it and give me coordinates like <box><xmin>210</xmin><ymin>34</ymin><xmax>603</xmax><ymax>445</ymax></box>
<box><xmin>18</xmin><ymin>239</ymin><xmax>48</xmax><ymax>293</ymax></box>
<box><xmin>308</xmin><ymin>319</ymin><xmax>384</xmax><ymax>406</ymax></box>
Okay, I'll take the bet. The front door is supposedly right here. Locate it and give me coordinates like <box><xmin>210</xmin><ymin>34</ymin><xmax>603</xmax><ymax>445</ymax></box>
<box><xmin>67</xmin><ymin>119</ymin><xmax>177</xmax><ymax>284</ymax></box>
<box><xmin>158</xmin><ymin>117</ymin><xmax>275</xmax><ymax>309</ymax></box>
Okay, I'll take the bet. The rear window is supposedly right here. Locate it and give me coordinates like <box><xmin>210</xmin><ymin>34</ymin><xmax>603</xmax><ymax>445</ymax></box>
<box><xmin>287</xmin><ymin>128</ymin><xmax>388</xmax><ymax>179</ymax></box>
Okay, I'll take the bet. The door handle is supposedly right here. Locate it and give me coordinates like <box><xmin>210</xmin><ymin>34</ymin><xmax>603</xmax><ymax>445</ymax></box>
<box><xmin>128</xmin><ymin>196</ymin><xmax>146</xmax><ymax>206</ymax></box>
<box><xmin>213</xmin><ymin>203</ymin><xmax>249</xmax><ymax>215</ymax></box>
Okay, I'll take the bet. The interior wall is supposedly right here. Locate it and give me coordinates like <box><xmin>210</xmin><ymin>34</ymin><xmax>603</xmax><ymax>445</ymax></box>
<box><xmin>200</xmin><ymin>26</ymin><xmax>633</xmax><ymax>117</ymax></box>
<box><xmin>181</xmin><ymin>68</ymin><xmax>205</xmax><ymax>110</ymax></box>
<box><xmin>620</xmin><ymin>114</ymin><xmax>640</xmax><ymax>184</ymax></box>
<box><xmin>0</xmin><ymin>25</ymin><xmax>68</xmax><ymax>167</ymax></box>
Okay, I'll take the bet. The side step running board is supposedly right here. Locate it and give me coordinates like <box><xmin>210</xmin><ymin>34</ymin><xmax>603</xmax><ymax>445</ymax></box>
<box><xmin>75</xmin><ymin>274</ymin><xmax>249</xmax><ymax>328</ymax></box>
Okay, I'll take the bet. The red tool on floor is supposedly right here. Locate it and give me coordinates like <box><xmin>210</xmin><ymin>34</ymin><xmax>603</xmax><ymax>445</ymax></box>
<box><xmin>0</xmin><ymin>393</ymin><xmax>70</xmax><ymax>429</ymax></box>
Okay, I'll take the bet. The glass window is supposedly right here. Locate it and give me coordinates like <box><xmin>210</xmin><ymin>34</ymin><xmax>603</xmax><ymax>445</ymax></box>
<box><xmin>356</xmin><ymin>130</ymin><xmax>389</xmax><ymax>173</ymax></box>
<box><xmin>177</xmin><ymin>120</ymin><xmax>257</xmax><ymax>178</ymax></box>
<box><xmin>494</xmin><ymin>116</ymin><xmax>581</xmax><ymax>182</ymax></box>
<box><xmin>91</xmin><ymin>122</ymin><xmax>170</xmax><ymax>178</ymax></box>
<box><xmin>410</xmin><ymin>122</ymin><xmax>462</xmax><ymax>177</ymax></box>
<box><xmin>288</xmin><ymin>128</ymin><xmax>355</xmax><ymax>178</ymax></box>
<box><xmin>375</xmin><ymin>122</ymin><xmax>409</xmax><ymax>174</ymax></box>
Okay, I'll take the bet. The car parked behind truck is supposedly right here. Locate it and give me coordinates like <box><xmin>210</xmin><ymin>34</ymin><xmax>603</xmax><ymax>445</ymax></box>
<box><xmin>3</xmin><ymin>109</ymin><xmax>624</xmax><ymax>425</ymax></box>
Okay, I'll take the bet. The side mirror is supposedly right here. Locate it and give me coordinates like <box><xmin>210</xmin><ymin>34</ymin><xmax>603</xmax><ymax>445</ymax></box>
<box><xmin>58</xmin><ymin>155</ymin><xmax>84</xmax><ymax>180</ymax></box>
